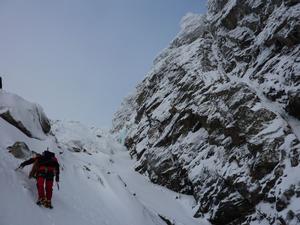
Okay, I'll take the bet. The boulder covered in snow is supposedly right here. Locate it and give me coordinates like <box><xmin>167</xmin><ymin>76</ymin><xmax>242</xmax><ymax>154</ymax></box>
<box><xmin>7</xmin><ymin>142</ymin><xmax>34</xmax><ymax>159</ymax></box>
<box><xmin>0</xmin><ymin>90</ymin><xmax>51</xmax><ymax>139</ymax></box>
<box><xmin>112</xmin><ymin>0</ymin><xmax>300</xmax><ymax>224</ymax></box>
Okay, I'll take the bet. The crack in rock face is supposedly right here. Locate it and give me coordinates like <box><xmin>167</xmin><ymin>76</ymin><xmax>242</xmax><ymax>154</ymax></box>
<box><xmin>112</xmin><ymin>0</ymin><xmax>300</xmax><ymax>224</ymax></box>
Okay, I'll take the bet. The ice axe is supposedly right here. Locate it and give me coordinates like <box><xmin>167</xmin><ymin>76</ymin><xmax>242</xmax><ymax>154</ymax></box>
<box><xmin>15</xmin><ymin>165</ymin><xmax>23</xmax><ymax>171</ymax></box>
<box><xmin>56</xmin><ymin>182</ymin><xmax>60</xmax><ymax>190</ymax></box>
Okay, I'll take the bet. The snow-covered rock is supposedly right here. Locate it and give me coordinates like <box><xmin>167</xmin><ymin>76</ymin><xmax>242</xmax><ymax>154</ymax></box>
<box><xmin>112</xmin><ymin>1</ymin><xmax>300</xmax><ymax>224</ymax></box>
<box><xmin>7</xmin><ymin>142</ymin><xmax>34</xmax><ymax>159</ymax></box>
<box><xmin>0</xmin><ymin>90</ymin><xmax>50</xmax><ymax>139</ymax></box>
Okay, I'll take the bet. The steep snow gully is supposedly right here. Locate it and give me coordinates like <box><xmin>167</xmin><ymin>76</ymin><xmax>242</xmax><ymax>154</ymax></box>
<box><xmin>0</xmin><ymin>90</ymin><xmax>209</xmax><ymax>225</ymax></box>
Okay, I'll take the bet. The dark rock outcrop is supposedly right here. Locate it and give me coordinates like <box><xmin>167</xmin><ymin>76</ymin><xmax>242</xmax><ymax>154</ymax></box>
<box><xmin>287</xmin><ymin>92</ymin><xmax>300</xmax><ymax>119</ymax></box>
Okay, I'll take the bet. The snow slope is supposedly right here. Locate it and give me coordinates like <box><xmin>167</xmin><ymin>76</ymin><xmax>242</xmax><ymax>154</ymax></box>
<box><xmin>0</xmin><ymin>91</ymin><xmax>208</xmax><ymax>225</ymax></box>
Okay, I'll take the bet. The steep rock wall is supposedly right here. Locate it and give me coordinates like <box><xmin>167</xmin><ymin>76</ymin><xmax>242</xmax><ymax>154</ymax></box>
<box><xmin>113</xmin><ymin>1</ymin><xmax>300</xmax><ymax>224</ymax></box>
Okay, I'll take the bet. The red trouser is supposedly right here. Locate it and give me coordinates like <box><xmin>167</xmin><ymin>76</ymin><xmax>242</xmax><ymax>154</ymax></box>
<box><xmin>37</xmin><ymin>176</ymin><xmax>53</xmax><ymax>201</ymax></box>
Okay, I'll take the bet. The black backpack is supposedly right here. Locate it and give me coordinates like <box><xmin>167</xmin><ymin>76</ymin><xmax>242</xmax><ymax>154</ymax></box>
<box><xmin>43</xmin><ymin>150</ymin><xmax>55</xmax><ymax>159</ymax></box>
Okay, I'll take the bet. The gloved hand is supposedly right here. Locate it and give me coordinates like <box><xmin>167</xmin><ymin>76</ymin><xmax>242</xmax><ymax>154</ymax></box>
<box><xmin>55</xmin><ymin>175</ymin><xmax>59</xmax><ymax>183</ymax></box>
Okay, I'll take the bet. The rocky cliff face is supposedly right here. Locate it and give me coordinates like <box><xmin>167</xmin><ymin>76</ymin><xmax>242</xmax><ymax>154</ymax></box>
<box><xmin>112</xmin><ymin>0</ymin><xmax>300</xmax><ymax>224</ymax></box>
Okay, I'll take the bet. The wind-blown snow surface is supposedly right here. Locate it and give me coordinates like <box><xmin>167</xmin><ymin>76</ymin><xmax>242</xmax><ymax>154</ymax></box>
<box><xmin>0</xmin><ymin>92</ymin><xmax>208</xmax><ymax>225</ymax></box>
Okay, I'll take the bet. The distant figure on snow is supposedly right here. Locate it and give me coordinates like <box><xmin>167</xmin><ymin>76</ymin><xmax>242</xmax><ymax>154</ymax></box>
<box><xmin>19</xmin><ymin>150</ymin><xmax>60</xmax><ymax>209</ymax></box>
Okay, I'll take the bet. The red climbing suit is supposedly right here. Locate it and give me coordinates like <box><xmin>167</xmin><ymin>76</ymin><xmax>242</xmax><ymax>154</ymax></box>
<box><xmin>20</xmin><ymin>151</ymin><xmax>60</xmax><ymax>202</ymax></box>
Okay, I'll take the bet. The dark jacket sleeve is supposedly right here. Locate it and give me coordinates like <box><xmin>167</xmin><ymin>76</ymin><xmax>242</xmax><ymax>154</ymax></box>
<box><xmin>20</xmin><ymin>158</ymin><xmax>36</xmax><ymax>168</ymax></box>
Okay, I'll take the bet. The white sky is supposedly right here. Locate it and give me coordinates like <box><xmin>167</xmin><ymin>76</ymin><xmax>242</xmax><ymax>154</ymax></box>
<box><xmin>0</xmin><ymin>0</ymin><xmax>207</xmax><ymax>128</ymax></box>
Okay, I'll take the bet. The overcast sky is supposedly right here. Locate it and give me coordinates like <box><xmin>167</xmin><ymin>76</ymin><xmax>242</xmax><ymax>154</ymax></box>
<box><xmin>0</xmin><ymin>0</ymin><xmax>207</xmax><ymax>128</ymax></box>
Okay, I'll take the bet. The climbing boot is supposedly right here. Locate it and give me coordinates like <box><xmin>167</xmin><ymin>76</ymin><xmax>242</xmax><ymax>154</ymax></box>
<box><xmin>44</xmin><ymin>200</ymin><xmax>53</xmax><ymax>209</ymax></box>
<box><xmin>36</xmin><ymin>198</ymin><xmax>46</xmax><ymax>206</ymax></box>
